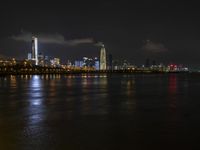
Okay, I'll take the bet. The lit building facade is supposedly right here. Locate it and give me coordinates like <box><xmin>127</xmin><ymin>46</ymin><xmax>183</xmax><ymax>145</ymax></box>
<box><xmin>31</xmin><ymin>36</ymin><xmax>38</xmax><ymax>65</ymax></box>
<box><xmin>95</xmin><ymin>60</ymin><xmax>100</xmax><ymax>70</ymax></box>
<box><xmin>38</xmin><ymin>53</ymin><xmax>44</xmax><ymax>66</ymax></box>
<box><xmin>100</xmin><ymin>45</ymin><xmax>106</xmax><ymax>70</ymax></box>
<box><xmin>50</xmin><ymin>58</ymin><xmax>60</xmax><ymax>67</ymax></box>
<box><xmin>27</xmin><ymin>53</ymin><xmax>32</xmax><ymax>60</ymax></box>
<box><xmin>75</xmin><ymin>60</ymin><xmax>84</xmax><ymax>67</ymax></box>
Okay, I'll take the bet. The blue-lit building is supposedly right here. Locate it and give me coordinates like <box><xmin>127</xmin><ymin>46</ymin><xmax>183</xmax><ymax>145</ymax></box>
<box><xmin>27</xmin><ymin>53</ymin><xmax>32</xmax><ymax>60</ymax></box>
<box><xmin>94</xmin><ymin>57</ymin><xmax>100</xmax><ymax>70</ymax></box>
<box><xmin>75</xmin><ymin>60</ymin><xmax>84</xmax><ymax>67</ymax></box>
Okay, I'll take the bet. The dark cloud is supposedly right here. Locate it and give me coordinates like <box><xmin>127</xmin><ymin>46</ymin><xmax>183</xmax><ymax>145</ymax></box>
<box><xmin>11</xmin><ymin>31</ymin><xmax>94</xmax><ymax>46</ymax></box>
<box><xmin>142</xmin><ymin>40</ymin><xmax>168</xmax><ymax>53</ymax></box>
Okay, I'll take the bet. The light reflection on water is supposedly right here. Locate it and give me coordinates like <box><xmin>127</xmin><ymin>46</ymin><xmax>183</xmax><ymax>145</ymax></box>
<box><xmin>21</xmin><ymin>75</ymin><xmax>48</xmax><ymax>149</ymax></box>
<box><xmin>125</xmin><ymin>79</ymin><xmax>136</xmax><ymax>113</ymax></box>
<box><xmin>1</xmin><ymin>74</ymin><xmax>200</xmax><ymax>149</ymax></box>
<box><xmin>168</xmin><ymin>74</ymin><xmax>178</xmax><ymax>111</ymax></box>
<box><xmin>29</xmin><ymin>75</ymin><xmax>43</xmax><ymax>106</ymax></box>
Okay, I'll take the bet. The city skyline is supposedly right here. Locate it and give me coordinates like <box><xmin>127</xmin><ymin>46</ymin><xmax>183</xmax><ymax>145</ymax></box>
<box><xmin>0</xmin><ymin>1</ymin><xmax>200</xmax><ymax>68</ymax></box>
<box><xmin>1</xmin><ymin>2</ymin><xmax>200</xmax><ymax>149</ymax></box>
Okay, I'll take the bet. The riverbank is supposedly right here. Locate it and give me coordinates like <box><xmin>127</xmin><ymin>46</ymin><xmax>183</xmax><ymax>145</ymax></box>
<box><xmin>0</xmin><ymin>65</ymin><xmax>191</xmax><ymax>76</ymax></box>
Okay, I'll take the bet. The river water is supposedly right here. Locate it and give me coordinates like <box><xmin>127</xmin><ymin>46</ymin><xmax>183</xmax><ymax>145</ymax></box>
<box><xmin>0</xmin><ymin>73</ymin><xmax>200</xmax><ymax>150</ymax></box>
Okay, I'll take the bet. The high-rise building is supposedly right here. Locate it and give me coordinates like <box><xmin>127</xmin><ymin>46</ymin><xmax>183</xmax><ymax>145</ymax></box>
<box><xmin>27</xmin><ymin>53</ymin><xmax>32</xmax><ymax>60</ymax></box>
<box><xmin>44</xmin><ymin>56</ymin><xmax>50</xmax><ymax>66</ymax></box>
<box><xmin>94</xmin><ymin>57</ymin><xmax>100</xmax><ymax>70</ymax></box>
<box><xmin>75</xmin><ymin>60</ymin><xmax>84</xmax><ymax>68</ymax></box>
<box><xmin>50</xmin><ymin>58</ymin><xmax>60</xmax><ymax>67</ymax></box>
<box><xmin>100</xmin><ymin>45</ymin><xmax>106</xmax><ymax>70</ymax></box>
<box><xmin>38</xmin><ymin>53</ymin><xmax>44</xmax><ymax>66</ymax></box>
<box><xmin>95</xmin><ymin>60</ymin><xmax>100</xmax><ymax>70</ymax></box>
<box><xmin>83</xmin><ymin>57</ymin><xmax>95</xmax><ymax>67</ymax></box>
<box><xmin>31</xmin><ymin>36</ymin><xmax>38</xmax><ymax>65</ymax></box>
<box><xmin>67</xmin><ymin>60</ymin><xmax>72</xmax><ymax>67</ymax></box>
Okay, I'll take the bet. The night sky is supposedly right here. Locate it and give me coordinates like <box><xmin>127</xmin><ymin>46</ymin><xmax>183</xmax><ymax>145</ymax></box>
<box><xmin>0</xmin><ymin>1</ymin><xmax>200</xmax><ymax>68</ymax></box>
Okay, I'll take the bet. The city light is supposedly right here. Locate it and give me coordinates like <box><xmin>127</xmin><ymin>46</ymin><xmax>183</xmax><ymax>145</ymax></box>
<box><xmin>0</xmin><ymin>36</ymin><xmax>190</xmax><ymax>75</ymax></box>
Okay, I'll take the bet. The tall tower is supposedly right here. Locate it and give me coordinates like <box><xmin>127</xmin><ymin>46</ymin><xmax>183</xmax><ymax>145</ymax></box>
<box><xmin>100</xmin><ymin>45</ymin><xmax>106</xmax><ymax>70</ymax></box>
<box><xmin>32</xmin><ymin>36</ymin><xmax>38</xmax><ymax>65</ymax></box>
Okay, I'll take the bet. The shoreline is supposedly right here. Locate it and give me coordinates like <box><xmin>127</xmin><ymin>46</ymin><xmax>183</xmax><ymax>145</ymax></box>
<box><xmin>0</xmin><ymin>70</ymin><xmax>193</xmax><ymax>76</ymax></box>
<box><xmin>0</xmin><ymin>65</ymin><xmax>193</xmax><ymax>76</ymax></box>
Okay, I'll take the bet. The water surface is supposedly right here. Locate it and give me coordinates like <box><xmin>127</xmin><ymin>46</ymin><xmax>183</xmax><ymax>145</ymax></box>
<box><xmin>0</xmin><ymin>74</ymin><xmax>200</xmax><ymax>150</ymax></box>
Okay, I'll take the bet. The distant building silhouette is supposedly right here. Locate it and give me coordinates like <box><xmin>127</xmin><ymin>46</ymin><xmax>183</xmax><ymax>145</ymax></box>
<box><xmin>145</xmin><ymin>58</ymin><xmax>150</xmax><ymax>68</ymax></box>
<box><xmin>108</xmin><ymin>54</ymin><xmax>113</xmax><ymax>70</ymax></box>
<box><xmin>152</xmin><ymin>60</ymin><xmax>156</xmax><ymax>66</ymax></box>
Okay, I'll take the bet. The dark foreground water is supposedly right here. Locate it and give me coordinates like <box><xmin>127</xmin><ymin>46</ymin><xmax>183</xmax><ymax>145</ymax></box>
<box><xmin>0</xmin><ymin>73</ymin><xmax>200</xmax><ymax>150</ymax></box>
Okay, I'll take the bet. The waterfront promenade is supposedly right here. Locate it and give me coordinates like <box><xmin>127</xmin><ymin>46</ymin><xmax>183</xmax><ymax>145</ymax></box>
<box><xmin>0</xmin><ymin>65</ymin><xmax>189</xmax><ymax>76</ymax></box>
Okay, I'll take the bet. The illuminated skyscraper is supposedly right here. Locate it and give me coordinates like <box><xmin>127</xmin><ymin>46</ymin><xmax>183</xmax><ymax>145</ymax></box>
<box><xmin>100</xmin><ymin>45</ymin><xmax>106</xmax><ymax>70</ymax></box>
<box><xmin>27</xmin><ymin>53</ymin><xmax>32</xmax><ymax>60</ymax></box>
<box><xmin>32</xmin><ymin>36</ymin><xmax>38</xmax><ymax>65</ymax></box>
<box><xmin>94</xmin><ymin>57</ymin><xmax>100</xmax><ymax>70</ymax></box>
